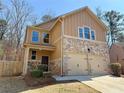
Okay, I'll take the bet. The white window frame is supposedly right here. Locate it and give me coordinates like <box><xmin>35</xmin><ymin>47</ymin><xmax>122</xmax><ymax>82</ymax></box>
<box><xmin>78</xmin><ymin>26</ymin><xmax>96</xmax><ymax>41</ymax></box>
<box><xmin>32</xmin><ymin>31</ymin><xmax>39</xmax><ymax>43</ymax></box>
<box><xmin>42</xmin><ymin>32</ymin><xmax>49</xmax><ymax>45</ymax></box>
<box><xmin>78</xmin><ymin>27</ymin><xmax>84</xmax><ymax>39</ymax></box>
<box><xmin>83</xmin><ymin>26</ymin><xmax>91</xmax><ymax>40</ymax></box>
<box><xmin>91</xmin><ymin>30</ymin><xmax>96</xmax><ymax>40</ymax></box>
<box><xmin>31</xmin><ymin>50</ymin><xmax>37</xmax><ymax>60</ymax></box>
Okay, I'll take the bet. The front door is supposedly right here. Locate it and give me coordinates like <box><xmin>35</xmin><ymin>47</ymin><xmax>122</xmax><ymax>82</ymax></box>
<box><xmin>42</xmin><ymin>56</ymin><xmax>49</xmax><ymax>71</ymax></box>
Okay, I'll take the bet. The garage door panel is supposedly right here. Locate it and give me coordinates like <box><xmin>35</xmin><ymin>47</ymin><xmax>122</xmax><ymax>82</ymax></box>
<box><xmin>90</xmin><ymin>56</ymin><xmax>109</xmax><ymax>75</ymax></box>
<box><xmin>64</xmin><ymin>53</ymin><xmax>109</xmax><ymax>76</ymax></box>
<box><xmin>67</xmin><ymin>54</ymin><xmax>88</xmax><ymax>75</ymax></box>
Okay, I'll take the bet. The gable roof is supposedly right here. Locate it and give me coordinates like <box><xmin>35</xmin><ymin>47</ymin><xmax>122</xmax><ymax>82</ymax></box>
<box><xmin>35</xmin><ymin>17</ymin><xmax>59</xmax><ymax>30</ymax></box>
<box><xmin>33</xmin><ymin>6</ymin><xmax>108</xmax><ymax>31</ymax></box>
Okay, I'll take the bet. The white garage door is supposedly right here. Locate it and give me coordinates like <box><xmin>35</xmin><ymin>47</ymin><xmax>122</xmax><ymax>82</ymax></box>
<box><xmin>65</xmin><ymin>54</ymin><xmax>109</xmax><ymax>76</ymax></box>
<box><xmin>67</xmin><ymin>54</ymin><xmax>88</xmax><ymax>75</ymax></box>
<box><xmin>90</xmin><ymin>55</ymin><xmax>109</xmax><ymax>75</ymax></box>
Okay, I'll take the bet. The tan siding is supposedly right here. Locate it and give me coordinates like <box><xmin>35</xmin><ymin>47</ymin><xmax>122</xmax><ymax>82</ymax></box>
<box><xmin>50</xmin><ymin>21</ymin><xmax>62</xmax><ymax>60</ymax></box>
<box><xmin>49</xmin><ymin>21</ymin><xmax>62</xmax><ymax>75</ymax></box>
<box><xmin>25</xmin><ymin>21</ymin><xmax>62</xmax><ymax>61</ymax></box>
<box><xmin>25</xmin><ymin>27</ymin><xmax>32</xmax><ymax>44</ymax></box>
<box><xmin>25</xmin><ymin>27</ymin><xmax>50</xmax><ymax>44</ymax></box>
<box><xmin>36</xmin><ymin>18</ymin><xmax>58</xmax><ymax>30</ymax></box>
<box><xmin>29</xmin><ymin>49</ymin><xmax>51</xmax><ymax>60</ymax></box>
<box><xmin>64</xmin><ymin>10</ymin><xmax>106</xmax><ymax>41</ymax></box>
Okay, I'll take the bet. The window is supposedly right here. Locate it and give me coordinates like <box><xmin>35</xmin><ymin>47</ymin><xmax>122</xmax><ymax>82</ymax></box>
<box><xmin>31</xmin><ymin>51</ymin><xmax>36</xmax><ymax>60</ymax></box>
<box><xmin>42</xmin><ymin>33</ymin><xmax>49</xmax><ymax>44</ymax></box>
<box><xmin>32</xmin><ymin>31</ymin><xmax>39</xmax><ymax>43</ymax></box>
<box><xmin>91</xmin><ymin>30</ymin><xmax>95</xmax><ymax>40</ymax></box>
<box><xmin>78</xmin><ymin>28</ymin><xmax>83</xmax><ymax>38</ymax></box>
<box><xmin>84</xmin><ymin>27</ymin><xmax>90</xmax><ymax>39</ymax></box>
<box><xmin>77</xmin><ymin>26</ymin><xmax>96</xmax><ymax>40</ymax></box>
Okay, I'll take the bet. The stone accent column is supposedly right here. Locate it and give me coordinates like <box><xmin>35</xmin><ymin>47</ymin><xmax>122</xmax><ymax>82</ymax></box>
<box><xmin>22</xmin><ymin>47</ymin><xmax>29</xmax><ymax>75</ymax></box>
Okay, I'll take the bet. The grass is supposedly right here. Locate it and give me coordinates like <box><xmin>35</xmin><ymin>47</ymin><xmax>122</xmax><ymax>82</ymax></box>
<box><xmin>0</xmin><ymin>76</ymin><xmax>101</xmax><ymax>93</ymax></box>
<box><xmin>23</xmin><ymin>81</ymin><xmax>101</xmax><ymax>93</ymax></box>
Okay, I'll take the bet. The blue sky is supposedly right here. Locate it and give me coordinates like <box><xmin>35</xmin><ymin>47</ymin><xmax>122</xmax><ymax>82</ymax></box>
<box><xmin>4</xmin><ymin>0</ymin><xmax>124</xmax><ymax>18</ymax></box>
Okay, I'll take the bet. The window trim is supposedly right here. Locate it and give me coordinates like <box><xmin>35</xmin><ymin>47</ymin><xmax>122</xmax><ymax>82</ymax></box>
<box><xmin>78</xmin><ymin>27</ymin><xmax>84</xmax><ymax>39</ymax></box>
<box><xmin>84</xmin><ymin>26</ymin><xmax>91</xmax><ymax>40</ymax></box>
<box><xmin>42</xmin><ymin>32</ymin><xmax>50</xmax><ymax>44</ymax></box>
<box><xmin>31</xmin><ymin>50</ymin><xmax>36</xmax><ymax>60</ymax></box>
<box><xmin>91</xmin><ymin>30</ymin><xmax>96</xmax><ymax>40</ymax></box>
<box><xmin>32</xmin><ymin>31</ymin><xmax>39</xmax><ymax>43</ymax></box>
<box><xmin>78</xmin><ymin>26</ymin><xmax>96</xmax><ymax>41</ymax></box>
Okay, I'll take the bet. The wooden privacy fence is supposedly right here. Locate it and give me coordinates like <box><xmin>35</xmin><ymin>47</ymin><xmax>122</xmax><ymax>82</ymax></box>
<box><xmin>0</xmin><ymin>61</ymin><xmax>23</xmax><ymax>76</ymax></box>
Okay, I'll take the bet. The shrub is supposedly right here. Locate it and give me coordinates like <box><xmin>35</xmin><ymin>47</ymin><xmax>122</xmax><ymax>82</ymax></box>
<box><xmin>31</xmin><ymin>69</ymin><xmax>43</xmax><ymax>78</ymax></box>
<box><xmin>38</xmin><ymin>64</ymin><xmax>48</xmax><ymax>71</ymax></box>
<box><xmin>110</xmin><ymin>63</ymin><xmax>121</xmax><ymax>77</ymax></box>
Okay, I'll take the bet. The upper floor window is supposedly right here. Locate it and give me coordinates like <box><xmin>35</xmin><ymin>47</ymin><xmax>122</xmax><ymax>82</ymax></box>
<box><xmin>32</xmin><ymin>31</ymin><xmax>39</xmax><ymax>43</ymax></box>
<box><xmin>78</xmin><ymin>28</ymin><xmax>83</xmax><ymax>38</ymax></box>
<box><xmin>42</xmin><ymin>33</ymin><xmax>49</xmax><ymax>44</ymax></box>
<box><xmin>84</xmin><ymin>27</ymin><xmax>90</xmax><ymax>39</ymax></box>
<box><xmin>91</xmin><ymin>30</ymin><xmax>95</xmax><ymax>40</ymax></box>
<box><xmin>31</xmin><ymin>50</ymin><xmax>36</xmax><ymax>60</ymax></box>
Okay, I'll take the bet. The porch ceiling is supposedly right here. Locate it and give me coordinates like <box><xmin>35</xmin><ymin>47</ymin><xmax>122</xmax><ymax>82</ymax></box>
<box><xmin>23</xmin><ymin>44</ymin><xmax>56</xmax><ymax>51</ymax></box>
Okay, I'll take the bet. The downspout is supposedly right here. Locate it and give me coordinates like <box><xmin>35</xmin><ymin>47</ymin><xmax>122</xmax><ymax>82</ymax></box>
<box><xmin>60</xmin><ymin>18</ymin><xmax>64</xmax><ymax>76</ymax></box>
<box><xmin>87</xmin><ymin>45</ymin><xmax>91</xmax><ymax>75</ymax></box>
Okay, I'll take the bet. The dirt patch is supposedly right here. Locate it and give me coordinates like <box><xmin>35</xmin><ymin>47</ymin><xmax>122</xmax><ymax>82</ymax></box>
<box><xmin>0</xmin><ymin>76</ymin><xmax>29</xmax><ymax>93</ymax></box>
<box><xmin>0</xmin><ymin>76</ymin><xmax>101</xmax><ymax>93</ymax></box>
<box><xmin>23</xmin><ymin>80</ymin><xmax>101</xmax><ymax>93</ymax></box>
<box><xmin>24</xmin><ymin>72</ymin><xmax>55</xmax><ymax>86</ymax></box>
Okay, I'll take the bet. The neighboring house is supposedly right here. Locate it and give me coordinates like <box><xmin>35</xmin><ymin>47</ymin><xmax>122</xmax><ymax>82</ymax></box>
<box><xmin>110</xmin><ymin>43</ymin><xmax>124</xmax><ymax>74</ymax></box>
<box><xmin>23</xmin><ymin>6</ymin><xmax>110</xmax><ymax>76</ymax></box>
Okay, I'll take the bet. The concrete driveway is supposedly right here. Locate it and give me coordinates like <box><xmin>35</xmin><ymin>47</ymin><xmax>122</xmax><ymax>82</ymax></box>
<box><xmin>54</xmin><ymin>75</ymin><xmax>124</xmax><ymax>93</ymax></box>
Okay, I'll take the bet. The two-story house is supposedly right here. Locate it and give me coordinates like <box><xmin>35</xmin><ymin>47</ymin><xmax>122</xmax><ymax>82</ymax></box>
<box><xmin>23</xmin><ymin>6</ymin><xmax>110</xmax><ymax>76</ymax></box>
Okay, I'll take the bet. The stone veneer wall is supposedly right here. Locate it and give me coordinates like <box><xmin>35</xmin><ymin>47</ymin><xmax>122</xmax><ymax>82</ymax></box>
<box><xmin>63</xmin><ymin>36</ymin><xmax>110</xmax><ymax>75</ymax></box>
<box><xmin>27</xmin><ymin>59</ymin><xmax>61</xmax><ymax>75</ymax></box>
<box><xmin>49</xmin><ymin>58</ymin><xmax>61</xmax><ymax>75</ymax></box>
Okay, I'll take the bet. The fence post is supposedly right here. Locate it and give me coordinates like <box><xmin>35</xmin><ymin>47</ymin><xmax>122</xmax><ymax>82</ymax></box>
<box><xmin>22</xmin><ymin>47</ymin><xmax>29</xmax><ymax>75</ymax></box>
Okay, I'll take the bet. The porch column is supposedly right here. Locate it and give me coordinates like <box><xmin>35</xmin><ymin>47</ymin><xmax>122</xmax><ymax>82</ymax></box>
<box><xmin>22</xmin><ymin>47</ymin><xmax>29</xmax><ymax>75</ymax></box>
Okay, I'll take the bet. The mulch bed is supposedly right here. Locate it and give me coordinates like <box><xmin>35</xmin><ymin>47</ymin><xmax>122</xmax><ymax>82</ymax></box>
<box><xmin>24</xmin><ymin>72</ymin><xmax>56</xmax><ymax>87</ymax></box>
<box><xmin>24</xmin><ymin>72</ymin><xmax>80</xmax><ymax>87</ymax></box>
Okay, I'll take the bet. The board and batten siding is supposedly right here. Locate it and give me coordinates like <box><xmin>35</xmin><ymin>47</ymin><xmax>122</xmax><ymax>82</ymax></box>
<box><xmin>29</xmin><ymin>49</ymin><xmax>51</xmax><ymax>61</ymax></box>
<box><xmin>25</xmin><ymin>27</ymin><xmax>51</xmax><ymax>44</ymax></box>
<box><xmin>63</xmin><ymin>10</ymin><xmax>106</xmax><ymax>42</ymax></box>
<box><xmin>49</xmin><ymin>21</ymin><xmax>62</xmax><ymax>75</ymax></box>
<box><xmin>50</xmin><ymin>21</ymin><xmax>62</xmax><ymax>60</ymax></box>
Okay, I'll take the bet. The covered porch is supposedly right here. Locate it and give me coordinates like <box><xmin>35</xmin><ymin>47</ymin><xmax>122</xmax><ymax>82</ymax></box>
<box><xmin>23</xmin><ymin>44</ymin><xmax>56</xmax><ymax>75</ymax></box>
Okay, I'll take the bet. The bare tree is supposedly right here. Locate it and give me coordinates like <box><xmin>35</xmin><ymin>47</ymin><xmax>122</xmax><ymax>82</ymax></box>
<box><xmin>103</xmin><ymin>10</ymin><xmax>124</xmax><ymax>46</ymax></box>
<box><xmin>30</xmin><ymin>16</ymin><xmax>39</xmax><ymax>25</ymax></box>
<box><xmin>0</xmin><ymin>0</ymin><xmax>37</xmax><ymax>60</ymax></box>
<box><xmin>96</xmin><ymin>7</ymin><xmax>103</xmax><ymax>19</ymax></box>
<box><xmin>96</xmin><ymin>8</ymin><xmax>124</xmax><ymax>47</ymax></box>
<box><xmin>116</xmin><ymin>33</ymin><xmax>124</xmax><ymax>42</ymax></box>
<box><xmin>41</xmin><ymin>15</ymin><xmax>53</xmax><ymax>22</ymax></box>
<box><xmin>0</xmin><ymin>19</ymin><xmax>7</xmax><ymax>40</ymax></box>
<box><xmin>41</xmin><ymin>10</ymin><xmax>55</xmax><ymax>22</ymax></box>
<box><xmin>0</xmin><ymin>0</ymin><xmax>8</xmax><ymax>40</ymax></box>
<box><xmin>0</xmin><ymin>0</ymin><xmax>3</xmax><ymax>10</ymax></box>
<box><xmin>10</xmin><ymin>0</ymin><xmax>32</xmax><ymax>49</ymax></box>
